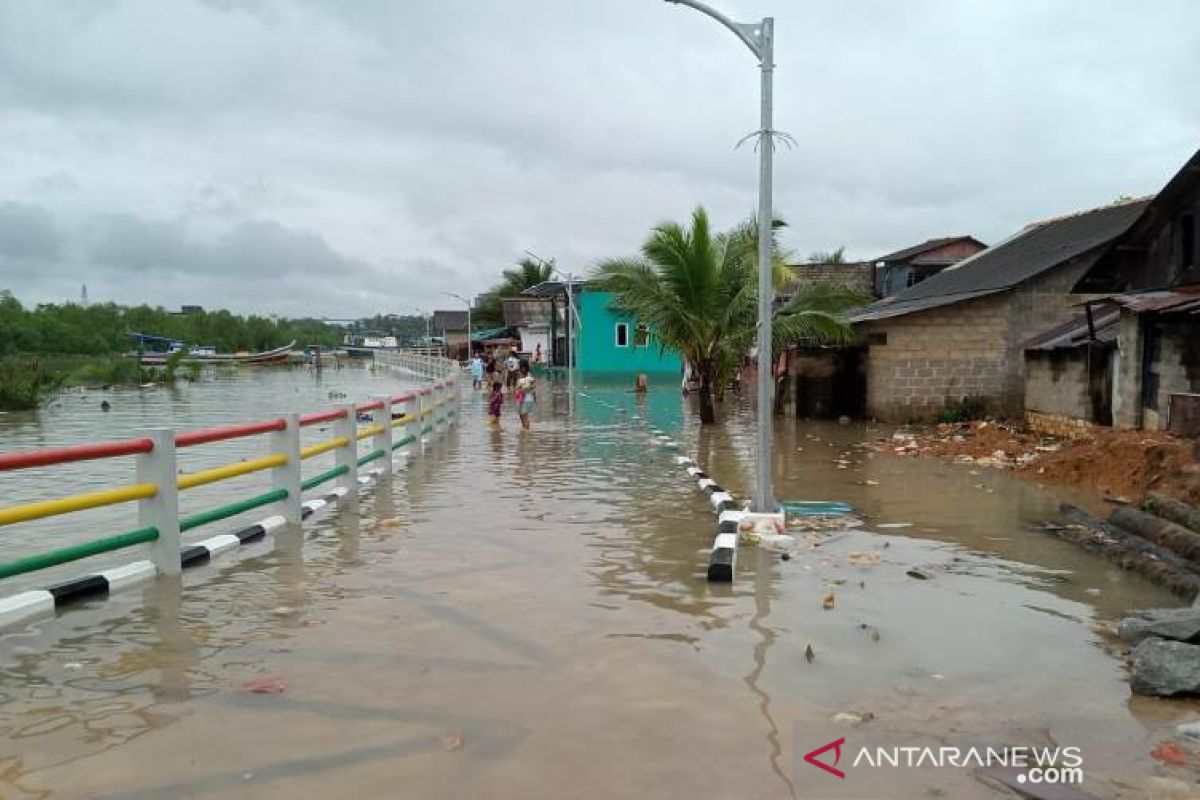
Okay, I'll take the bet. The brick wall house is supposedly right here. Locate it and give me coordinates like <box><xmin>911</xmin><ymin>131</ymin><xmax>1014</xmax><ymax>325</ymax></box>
<box><xmin>788</xmin><ymin>261</ymin><xmax>874</xmax><ymax>296</ymax></box>
<box><xmin>848</xmin><ymin>198</ymin><xmax>1150</xmax><ymax>422</ymax></box>
<box><xmin>1022</xmin><ymin>146</ymin><xmax>1200</xmax><ymax>434</ymax></box>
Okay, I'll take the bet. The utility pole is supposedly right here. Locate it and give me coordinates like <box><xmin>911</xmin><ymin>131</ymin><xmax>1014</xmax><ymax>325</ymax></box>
<box><xmin>663</xmin><ymin>0</ymin><xmax>777</xmax><ymax>512</ymax></box>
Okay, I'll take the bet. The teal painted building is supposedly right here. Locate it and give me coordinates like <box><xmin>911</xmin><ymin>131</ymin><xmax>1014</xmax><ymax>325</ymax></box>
<box><xmin>576</xmin><ymin>289</ymin><xmax>682</xmax><ymax>374</ymax></box>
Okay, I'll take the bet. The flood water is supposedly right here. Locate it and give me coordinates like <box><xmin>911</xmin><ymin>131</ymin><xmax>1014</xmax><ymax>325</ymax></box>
<box><xmin>1</xmin><ymin>374</ymin><xmax>1197</xmax><ymax>799</ymax></box>
<box><xmin>0</xmin><ymin>363</ymin><xmax>415</xmax><ymax>592</ymax></box>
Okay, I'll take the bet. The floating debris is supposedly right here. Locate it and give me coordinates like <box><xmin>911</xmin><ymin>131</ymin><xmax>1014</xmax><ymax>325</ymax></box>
<box><xmin>241</xmin><ymin>676</ymin><xmax>287</xmax><ymax>694</ymax></box>
<box><xmin>821</xmin><ymin>590</ymin><xmax>836</xmax><ymax>611</ymax></box>
<box><xmin>847</xmin><ymin>552</ymin><xmax>880</xmax><ymax>567</ymax></box>
<box><xmin>805</xmin><ymin>643</ymin><xmax>815</xmax><ymax>663</ymax></box>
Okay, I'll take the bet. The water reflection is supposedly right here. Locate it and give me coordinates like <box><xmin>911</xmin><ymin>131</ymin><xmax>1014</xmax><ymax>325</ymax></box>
<box><xmin>0</xmin><ymin>378</ymin><xmax>1194</xmax><ymax>797</ymax></box>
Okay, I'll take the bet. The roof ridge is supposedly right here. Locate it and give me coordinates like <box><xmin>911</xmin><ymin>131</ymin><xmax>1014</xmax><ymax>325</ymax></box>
<box><xmin>1023</xmin><ymin>194</ymin><xmax>1155</xmax><ymax>230</ymax></box>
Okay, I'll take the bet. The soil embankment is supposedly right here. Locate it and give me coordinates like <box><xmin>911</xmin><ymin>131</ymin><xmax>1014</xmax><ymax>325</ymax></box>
<box><xmin>875</xmin><ymin>421</ymin><xmax>1200</xmax><ymax>506</ymax></box>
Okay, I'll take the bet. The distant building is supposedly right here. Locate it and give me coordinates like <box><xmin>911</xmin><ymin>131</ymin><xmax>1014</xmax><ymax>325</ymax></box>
<box><xmin>787</xmin><ymin>261</ymin><xmax>874</xmax><ymax>296</ymax></box>
<box><xmin>180</xmin><ymin>305</ymin><xmax>204</xmax><ymax>315</ymax></box>
<box><xmin>873</xmin><ymin>236</ymin><xmax>987</xmax><ymax>297</ymax></box>
<box><xmin>502</xmin><ymin>297</ymin><xmax>555</xmax><ymax>362</ymax></box>
<box><xmin>431</xmin><ymin>309</ymin><xmax>470</xmax><ymax>360</ymax></box>
<box><xmin>521</xmin><ymin>281</ymin><xmax>682</xmax><ymax>375</ymax></box>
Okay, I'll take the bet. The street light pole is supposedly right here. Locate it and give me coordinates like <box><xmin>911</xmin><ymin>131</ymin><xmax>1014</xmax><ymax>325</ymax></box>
<box><xmin>408</xmin><ymin>307</ymin><xmax>431</xmax><ymax>347</ymax></box>
<box><xmin>444</xmin><ymin>292</ymin><xmax>472</xmax><ymax>363</ymax></box>
<box><xmin>663</xmin><ymin>0</ymin><xmax>776</xmax><ymax>512</ymax></box>
<box><xmin>525</xmin><ymin>250</ymin><xmax>577</xmax><ymax>413</ymax></box>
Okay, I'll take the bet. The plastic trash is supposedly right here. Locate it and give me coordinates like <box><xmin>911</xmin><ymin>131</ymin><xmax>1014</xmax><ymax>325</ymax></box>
<box><xmin>758</xmin><ymin>533</ymin><xmax>795</xmax><ymax>553</ymax></box>
<box><xmin>241</xmin><ymin>676</ymin><xmax>287</xmax><ymax>694</ymax></box>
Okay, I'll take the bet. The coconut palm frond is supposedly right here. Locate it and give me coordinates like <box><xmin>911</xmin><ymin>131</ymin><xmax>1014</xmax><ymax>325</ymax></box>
<box><xmin>779</xmin><ymin>280</ymin><xmax>871</xmax><ymax>316</ymax></box>
<box><xmin>771</xmin><ymin>309</ymin><xmax>857</xmax><ymax>347</ymax></box>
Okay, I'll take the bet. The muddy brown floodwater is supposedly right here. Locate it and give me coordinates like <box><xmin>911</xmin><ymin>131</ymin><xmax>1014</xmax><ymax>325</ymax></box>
<box><xmin>2</xmin><ymin>378</ymin><xmax>1199</xmax><ymax>799</ymax></box>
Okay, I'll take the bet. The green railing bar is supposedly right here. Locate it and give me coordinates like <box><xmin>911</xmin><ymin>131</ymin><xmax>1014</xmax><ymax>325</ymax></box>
<box><xmin>391</xmin><ymin>434</ymin><xmax>416</xmax><ymax>451</ymax></box>
<box><xmin>180</xmin><ymin>488</ymin><xmax>287</xmax><ymax>533</ymax></box>
<box><xmin>421</xmin><ymin>424</ymin><xmax>433</xmax><ymax>433</ymax></box>
<box><xmin>357</xmin><ymin>448</ymin><xmax>385</xmax><ymax>467</ymax></box>
<box><xmin>300</xmin><ymin>463</ymin><xmax>348</xmax><ymax>492</ymax></box>
<box><xmin>0</xmin><ymin>526</ymin><xmax>159</xmax><ymax>580</ymax></box>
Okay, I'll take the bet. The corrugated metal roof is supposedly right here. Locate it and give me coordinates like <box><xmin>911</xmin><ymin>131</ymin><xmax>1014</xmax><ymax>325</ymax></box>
<box><xmin>1111</xmin><ymin>283</ymin><xmax>1200</xmax><ymax>313</ymax></box>
<box><xmin>847</xmin><ymin>288</ymin><xmax>1007</xmax><ymax>323</ymax></box>
<box><xmin>849</xmin><ymin>198</ymin><xmax>1151</xmax><ymax>324</ymax></box>
<box><xmin>1023</xmin><ymin>303</ymin><xmax>1121</xmax><ymax>350</ymax></box>
<box><xmin>521</xmin><ymin>280</ymin><xmax>590</xmax><ymax>297</ymax></box>
<box><xmin>874</xmin><ymin>236</ymin><xmax>984</xmax><ymax>264</ymax></box>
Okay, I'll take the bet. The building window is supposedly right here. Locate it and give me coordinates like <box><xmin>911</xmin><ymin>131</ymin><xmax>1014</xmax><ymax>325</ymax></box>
<box><xmin>634</xmin><ymin>323</ymin><xmax>649</xmax><ymax>347</ymax></box>
<box><xmin>615</xmin><ymin>322</ymin><xmax>629</xmax><ymax>347</ymax></box>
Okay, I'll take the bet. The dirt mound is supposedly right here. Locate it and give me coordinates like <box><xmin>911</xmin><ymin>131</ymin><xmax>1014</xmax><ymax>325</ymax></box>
<box><xmin>1028</xmin><ymin>430</ymin><xmax>1200</xmax><ymax>505</ymax></box>
<box><xmin>877</xmin><ymin>421</ymin><xmax>1200</xmax><ymax>505</ymax></box>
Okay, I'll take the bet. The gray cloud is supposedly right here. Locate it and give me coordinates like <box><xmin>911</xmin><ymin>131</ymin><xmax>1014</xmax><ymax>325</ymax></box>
<box><xmin>0</xmin><ymin>0</ymin><xmax>1197</xmax><ymax>316</ymax></box>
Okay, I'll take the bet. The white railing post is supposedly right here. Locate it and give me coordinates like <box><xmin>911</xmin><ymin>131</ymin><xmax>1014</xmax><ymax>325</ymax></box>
<box><xmin>335</xmin><ymin>402</ymin><xmax>358</xmax><ymax>492</ymax></box>
<box><xmin>411</xmin><ymin>391</ymin><xmax>426</xmax><ymax>456</ymax></box>
<box><xmin>270</xmin><ymin>413</ymin><xmax>302</xmax><ymax>526</ymax></box>
<box><xmin>138</xmin><ymin>429</ymin><xmax>181</xmax><ymax>576</ymax></box>
<box><xmin>373</xmin><ymin>396</ymin><xmax>393</xmax><ymax>476</ymax></box>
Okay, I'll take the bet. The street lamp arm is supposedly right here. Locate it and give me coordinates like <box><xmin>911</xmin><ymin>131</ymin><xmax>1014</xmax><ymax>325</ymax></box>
<box><xmin>662</xmin><ymin>0</ymin><xmax>765</xmax><ymax>61</ymax></box>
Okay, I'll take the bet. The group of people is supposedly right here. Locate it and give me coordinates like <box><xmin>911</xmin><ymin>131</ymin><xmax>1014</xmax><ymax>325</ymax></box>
<box><xmin>470</xmin><ymin>352</ymin><xmax>536</xmax><ymax>430</ymax></box>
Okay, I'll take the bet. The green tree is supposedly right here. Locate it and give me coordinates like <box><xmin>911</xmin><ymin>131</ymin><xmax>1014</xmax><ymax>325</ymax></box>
<box><xmin>474</xmin><ymin>258</ymin><xmax>555</xmax><ymax>327</ymax></box>
<box><xmin>595</xmin><ymin>207</ymin><xmax>861</xmax><ymax>424</ymax></box>
<box><xmin>805</xmin><ymin>246</ymin><xmax>847</xmax><ymax>264</ymax></box>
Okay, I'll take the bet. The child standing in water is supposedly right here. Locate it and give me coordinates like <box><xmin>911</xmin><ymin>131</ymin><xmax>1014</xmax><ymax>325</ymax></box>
<box><xmin>488</xmin><ymin>381</ymin><xmax>503</xmax><ymax>427</ymax></box>
<box><xmin>515</xmin><ymin>363</ymin><xmax>535</xmax><ymax>430</ymax></box>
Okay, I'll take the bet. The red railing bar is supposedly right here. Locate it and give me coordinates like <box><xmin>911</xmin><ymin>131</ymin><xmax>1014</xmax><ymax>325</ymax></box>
<box><xmin>175</xmin><ymin>418</ymin><xmax>287</xmax><ymax>448</ymax></box>
<box><xmin>418</xmin><ymin>387</ymin><xmax>433</xmax><ymax>396</ymax></box>
<box><xmin>392</xmin><ymin>392</ymin><xmax>416</xmax><ymax>403</ymax></box>
<box><xmin>299</xmin><ymin>408</ymin><xmax>348</xmax><ymax>427</ymax></box>
<box><xmin>0</xmin><ymin>438</ymin><xmax>155</xmax><ymax>472</ymax></box>
<box><xmin>357</xmin><ymin>400</ymin><xmax>384</xmax><ymax>412</ymax></box>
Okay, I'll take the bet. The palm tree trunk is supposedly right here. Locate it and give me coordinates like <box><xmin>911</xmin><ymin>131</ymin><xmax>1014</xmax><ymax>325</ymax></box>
<box><xmin>698</xmin><ymin>362</ymin><xmax>716</xmax><ymax>424</ymax></box>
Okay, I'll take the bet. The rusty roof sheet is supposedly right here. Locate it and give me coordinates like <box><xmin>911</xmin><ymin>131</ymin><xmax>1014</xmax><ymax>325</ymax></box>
<box><xmin>1023</xmin><ymin>303</ymin><xmax>1121</xmax><ymax>350</ymax></box>
<box><xmin>1110</xmin><ymin>283</ymin><xmax>1200</xmax><ymax>313</ymax></box>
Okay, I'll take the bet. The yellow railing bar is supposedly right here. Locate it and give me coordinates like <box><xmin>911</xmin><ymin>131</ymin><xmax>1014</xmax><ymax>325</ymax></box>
<box><xmin>300</xmin><ymin>436</ymin><xmax>349</xmax><ymax>460</ymax></box>
<box><xmin>0</xmin><ymin>483</ymin><xmax>157</xmax><ymax>528</ymax></box>
<box><xmin>177</xmin><ymin>453</ymin><xmax>288</xmax><ymax>491</ymax></box>
<box><xmin>390</xmin><ymin>414</ymin><xmax>413</xmax><ymax>428</ymax></box>
<box><xmin>355</xmin><ymin>423</ymin><xmax>386</xmax><ymax>441</ymax></box>
<box><xmin>421</xmin><ymin>406</ymin><xmax>435</xmax><ymax>417</ymax></box>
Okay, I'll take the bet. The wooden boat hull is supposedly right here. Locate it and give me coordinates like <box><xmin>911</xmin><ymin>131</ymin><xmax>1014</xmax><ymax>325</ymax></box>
<box><xmin>139</xmin><ymin>342</ymin><xmax>294</xmax><ymax>366</ymax></box>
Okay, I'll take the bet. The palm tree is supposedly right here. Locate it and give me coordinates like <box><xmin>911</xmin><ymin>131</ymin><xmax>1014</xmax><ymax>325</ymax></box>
<box><xmin>595</xmin><ymin>206</ymin><xmax>862</xmax><ymax>424</ymax></box>
<box><xmin>473</xmin><ymin>258</ymin><xmax>555</xmax><ymax>327</ymax></box>
<box><xmin>805</xmin><ymin>246</ymin><xmax>847</xmax><ymax>264</ymax></box>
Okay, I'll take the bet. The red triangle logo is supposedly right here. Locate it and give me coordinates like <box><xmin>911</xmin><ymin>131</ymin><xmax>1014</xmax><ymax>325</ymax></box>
<box><xmin>804</xmin><ymin>737</ymin><xmax>847</xmax><ymax>779</ymax></box>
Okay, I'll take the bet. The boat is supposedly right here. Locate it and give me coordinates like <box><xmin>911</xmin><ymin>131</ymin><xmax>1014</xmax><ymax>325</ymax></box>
<box><xmin>130</xmin><ymin>333</ymin><xmax>294</xmax><ymax>366</ymax></box>
<box><xmin>343</xmin><ymin>331</ymin><xmax>399</xmax><ymax>358</ymax></box>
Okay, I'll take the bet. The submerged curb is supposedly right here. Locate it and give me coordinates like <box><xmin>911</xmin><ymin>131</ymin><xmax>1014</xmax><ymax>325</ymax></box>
<box><xmin>675</xmin><ymin>455</ymin><xmax>743</xmax><ymax>582</ymax></box>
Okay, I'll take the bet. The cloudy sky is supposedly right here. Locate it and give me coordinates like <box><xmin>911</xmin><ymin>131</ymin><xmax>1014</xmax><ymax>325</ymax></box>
<box><xmin>1</xmin><ymin>0</ymin><xmax>1197</xmax><ymax>318</ymax></box>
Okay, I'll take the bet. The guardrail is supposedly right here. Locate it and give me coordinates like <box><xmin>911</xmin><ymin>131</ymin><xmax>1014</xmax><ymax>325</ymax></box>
<box><xmin>0</xmin><ymin>354</ymin><xmax>460</xmax><ymax>631</ymax></box>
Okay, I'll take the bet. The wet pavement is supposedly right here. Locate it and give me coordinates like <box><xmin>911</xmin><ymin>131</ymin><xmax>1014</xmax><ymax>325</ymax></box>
<box><xmin>2</xmin><ymin>378</ymin><xmax>1199</xmax><ymax>798</ymax></box>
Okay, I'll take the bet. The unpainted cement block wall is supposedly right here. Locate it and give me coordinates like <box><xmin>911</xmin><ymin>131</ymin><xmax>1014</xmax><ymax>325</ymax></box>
<box><xmin>1024</xmin><ymin>351</ymin><xmax>1091</xmax><ymax>419</ymax></box>
<box><xmin>863</xmin><ymin>257</ymin><xmax>1099</xmax><ymax>421</ymax></box>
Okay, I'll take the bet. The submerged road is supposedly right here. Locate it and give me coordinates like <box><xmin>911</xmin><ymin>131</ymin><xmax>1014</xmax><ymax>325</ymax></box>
<box><xmin>0</xmin><ymin>382</ymin><xmax>1190</xmax><ymax>798</ymax></box>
